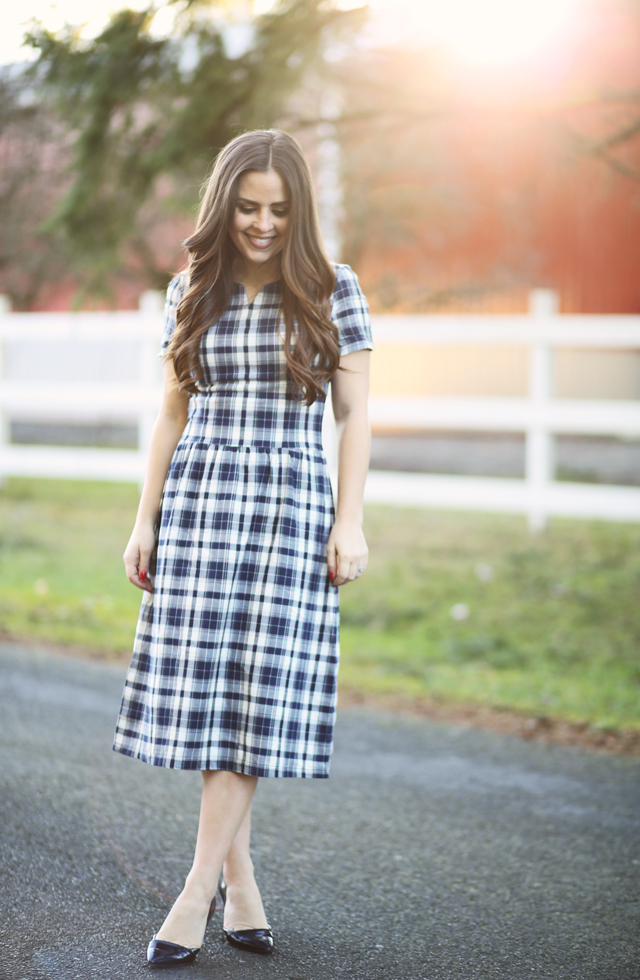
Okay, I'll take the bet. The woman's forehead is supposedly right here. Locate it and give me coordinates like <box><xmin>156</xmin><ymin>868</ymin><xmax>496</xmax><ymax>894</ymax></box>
<box><xmin>237</xmin><ymin>169</ymin><xmax>288</xmax><ymax>203</ymax></box>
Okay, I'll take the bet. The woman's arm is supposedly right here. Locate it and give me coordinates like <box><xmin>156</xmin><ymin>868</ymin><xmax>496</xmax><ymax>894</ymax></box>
<box><xmin>123</xmin><ymin>359</ymin><xmax>190</xmax><ymax>592</ymax></box>
<box><xmin>326</xmin><ymin>348</ymin><xmax>371</xmax><ymax>586</ymax></box>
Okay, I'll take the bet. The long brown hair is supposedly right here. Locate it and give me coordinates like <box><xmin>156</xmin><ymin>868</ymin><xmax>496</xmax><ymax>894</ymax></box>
<box><xmin>167</xmin><ymin>129</ymin><xmax>339</xmax><ymax>405</ymax></box>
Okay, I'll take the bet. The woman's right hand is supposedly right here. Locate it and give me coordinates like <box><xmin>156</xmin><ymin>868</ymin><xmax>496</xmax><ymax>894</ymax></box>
<box><xmin>122</xmin><ymin>359</ymin><xmax>188</xmax><ymax>594</ymax></box>
<box><xmin>124</xmin><ymin>522</ymin><xmax>157</xmax><ymax>592</ymax></box>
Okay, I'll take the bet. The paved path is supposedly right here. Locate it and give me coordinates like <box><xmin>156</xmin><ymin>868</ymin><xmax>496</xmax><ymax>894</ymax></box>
<box><xmin>0</xmin><ymin>643</ymin><xmax>638</xmax><ymax>980</ymax></box>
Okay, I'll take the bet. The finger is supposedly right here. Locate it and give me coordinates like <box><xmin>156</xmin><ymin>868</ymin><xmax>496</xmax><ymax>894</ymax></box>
<box><xmin>138</xmin><ymin>550</ymin><xmax>152</xmax><ymax>581</ymax></box>
<box><xmin>123</xmin><ymin>556</ymin><xmax>138</xmax><ymax>583</ymax></box>
<box><xmin>341</xmin><ymin>557</ymin><xmax>367</xmax><ymax>586</ymax></box>
<box><xmin>136</xmin><ymin>572</ymin><xmax>154</xmax><ymax>592</ymax></box>
<box><xmin>127</xmin><ymin>570</ymin><xmax>153</xmax><ymax>592</ymax></box>
<box><xmin>346</xmin><ymin>559</ymin><xmax>360</xmax><ymax>584</ymax></box>
<box><xmin>137</xmin><ymin>556</ymin><xmax>154</xmax><ymax>592</ymax></box>
<box><xmin>124</xmin><ymin>553</ymin><xmax>153</xmax><ymax>592</ymax></box>
<box><xmin>333</xmin><ymin>553</ymin><xmax>351</xmax><ymax>587</ymax></box>
<box><xmin>326</xmin><ymin>540</ymin><xmax>337</xmax><ymax>582</ymax></box>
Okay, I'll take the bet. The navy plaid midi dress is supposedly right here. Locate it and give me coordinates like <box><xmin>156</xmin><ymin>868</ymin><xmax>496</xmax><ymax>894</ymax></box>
<box><xmin>113</xmin><ymin>264</ymin><xmax>373</xmax><ymax>777</ymax></box>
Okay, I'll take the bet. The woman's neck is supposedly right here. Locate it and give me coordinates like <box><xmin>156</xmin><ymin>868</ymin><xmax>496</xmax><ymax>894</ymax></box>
<box><xmin>235</xmin><ymin>255</ymin><xmax>282</xmax><ymax>292</ymax></box>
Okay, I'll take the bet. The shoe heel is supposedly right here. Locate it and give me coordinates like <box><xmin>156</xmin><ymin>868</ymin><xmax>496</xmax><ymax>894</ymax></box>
<box><xmin>146</xmin><ymin>896</ymin><xmax>217</xmax><ymax>966</ymax></box>
<box><xmin>218</xmin><ymin>880</ymin><xmax>274</xmax><ymax>955</ymax></box>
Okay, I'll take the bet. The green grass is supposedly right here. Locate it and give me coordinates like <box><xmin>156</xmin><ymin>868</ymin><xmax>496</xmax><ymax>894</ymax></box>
<box><xmin>1</xmin><ymin>478</ymin><xmax>639</xmax><ymax>728</ymax></box>
<box><xmin>340</xmin><ymin>508</ymin><xmax>640</xmax><ymax>729</ymax></box>
<box><xmin>0</xmin><ymin>479</ymin><xmax>141</xmax><ymax>654</ymax></box>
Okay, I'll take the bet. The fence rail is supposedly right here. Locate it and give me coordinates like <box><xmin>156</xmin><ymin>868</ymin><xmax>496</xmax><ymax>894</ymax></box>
<box><xmin>1</xmin><ymin>289</ymin><xmax>639</xmax><ymax>529</ymax></box>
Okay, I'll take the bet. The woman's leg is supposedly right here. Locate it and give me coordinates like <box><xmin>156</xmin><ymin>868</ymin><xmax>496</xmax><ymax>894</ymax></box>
<box><xmin>222</xmin><ymin>806</ymin><xmax>270</xmax><ymax>931</ymax></box>
<box><xmin>156</xmin><ymin>770</ymin><xmax>257</xmax><ymax>948</ymax></box>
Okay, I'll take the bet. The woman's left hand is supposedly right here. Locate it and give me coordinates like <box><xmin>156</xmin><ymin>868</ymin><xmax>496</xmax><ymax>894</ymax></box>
<box><xmin>326</xmin><ymin>519</ymin><xmax>368</xmax><ymax>586</ymax></box>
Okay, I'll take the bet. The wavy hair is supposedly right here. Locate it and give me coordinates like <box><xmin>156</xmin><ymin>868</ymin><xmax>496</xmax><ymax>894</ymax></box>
<box><xmin>167</xmin><ymin>129</ymin><xmax>339</xmax><ymax>405</ymax></box>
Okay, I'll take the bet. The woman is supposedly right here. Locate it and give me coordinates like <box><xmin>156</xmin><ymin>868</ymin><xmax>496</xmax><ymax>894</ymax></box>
<box><xmin>113</xmin><ymin>128</ymin><xmax>372</xmax><ymax>966</ymax></box>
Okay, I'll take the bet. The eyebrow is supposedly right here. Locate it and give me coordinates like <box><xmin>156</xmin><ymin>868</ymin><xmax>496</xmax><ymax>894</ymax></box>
<box><xmin>237</xmin><ymin>197</ymin><xmax>289</xmax><ymax>206</ymax></box>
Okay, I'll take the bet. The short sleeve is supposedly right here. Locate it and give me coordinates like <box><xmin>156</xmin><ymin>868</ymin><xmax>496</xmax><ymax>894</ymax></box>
<box><xmin>159</xmin><ymin>272</ymin><xmax>188</xmax><ymax>357</ymax></box>
<box><xmin>331</xmin><ymin>264</ymin><xmax>374</xmax><ymax>356</ymax></box>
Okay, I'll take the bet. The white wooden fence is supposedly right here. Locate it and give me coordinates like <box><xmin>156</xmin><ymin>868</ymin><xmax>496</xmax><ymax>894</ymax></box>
<box><xmin>1</xmin><ymin>288</ymin><xmax>639</xmax><ymax>529</ymax></box>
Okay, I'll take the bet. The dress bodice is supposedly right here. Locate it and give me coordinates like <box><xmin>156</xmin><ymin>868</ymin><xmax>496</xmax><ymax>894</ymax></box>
<box><xmin>160</xmin><ymin>265</ymin><xmax>373</xmax><ymax>452</ymax></box>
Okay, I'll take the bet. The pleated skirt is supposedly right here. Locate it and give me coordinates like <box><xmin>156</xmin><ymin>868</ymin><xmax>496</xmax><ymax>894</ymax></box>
<box><xmin>113</xmin><ymin>438</ymin><xmax>339</xmax><ymax>777</ymax></box>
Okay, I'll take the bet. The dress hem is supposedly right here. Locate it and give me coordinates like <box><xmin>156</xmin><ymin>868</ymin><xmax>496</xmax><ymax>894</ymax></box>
<box><xmin>111</xmin><ymin>743</ymin><xmax>330</xmax><ymax>779</ymax></box>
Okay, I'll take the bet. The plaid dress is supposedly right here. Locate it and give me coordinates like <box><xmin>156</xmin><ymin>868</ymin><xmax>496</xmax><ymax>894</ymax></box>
<box><xmin>113</xmin><ymin>264</ymin><xmax>373</xmax><ymax>777</ymax></box>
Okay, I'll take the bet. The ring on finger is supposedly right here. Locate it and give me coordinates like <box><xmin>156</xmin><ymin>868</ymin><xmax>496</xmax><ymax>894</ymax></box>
<box><xmin>357</xmin><ymin>566</ymin><xmax>365</xmax><ymax>573</ymax></box>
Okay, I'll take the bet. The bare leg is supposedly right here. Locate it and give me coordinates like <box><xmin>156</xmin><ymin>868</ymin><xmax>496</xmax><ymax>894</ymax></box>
<box><xmin>156</xmin><ymin>770</ymin><xmax>257</xmax><ymax>949</ymax></box>
<box><xmin>222</xmin><ymin>805</ymin><xmax>270</xmax><ymax>931</ymax></box>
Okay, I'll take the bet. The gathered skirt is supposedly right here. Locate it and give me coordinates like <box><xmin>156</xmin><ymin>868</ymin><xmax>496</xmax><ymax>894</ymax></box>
<box><xmin>112</xmin><ymin>438</ymin><xmax>339</xmax><ymax>777</ymax></box>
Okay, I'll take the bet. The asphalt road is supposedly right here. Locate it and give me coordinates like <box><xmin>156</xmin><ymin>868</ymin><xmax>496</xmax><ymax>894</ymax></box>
<box><xmin>0</xmin><ymin>643</ymin><xmax>638</xmax><ymax>980</ymax></box>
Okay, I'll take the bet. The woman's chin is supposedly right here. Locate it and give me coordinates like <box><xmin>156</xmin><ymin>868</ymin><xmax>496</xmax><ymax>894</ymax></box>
<box><xmin>242</xmin><ymin>248</ymin><xmax>282</xmax><ymax>268</ymax></box>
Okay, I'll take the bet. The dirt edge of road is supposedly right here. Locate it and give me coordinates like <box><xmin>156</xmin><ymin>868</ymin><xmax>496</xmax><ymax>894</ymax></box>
<box><xmin>3</xmin><ymin>635</ymin><xmax>639</xmax><ymax>757</ymax></box>
<box><xmin>338</xmin><ymin>687</ymin><xmax>640</xmax><ymax>756</ymax></box>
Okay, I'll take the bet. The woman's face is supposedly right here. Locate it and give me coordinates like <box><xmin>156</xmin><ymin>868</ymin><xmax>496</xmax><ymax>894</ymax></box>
<box><xmin>229</xmin><ymin>169</ymin><xmax>290</xmax><ymax>272</ymax></box>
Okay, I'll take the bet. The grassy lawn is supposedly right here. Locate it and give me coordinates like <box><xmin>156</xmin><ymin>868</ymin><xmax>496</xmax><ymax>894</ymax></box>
<box><xmin>0</xmin><ymin>479</ymin><xmax>142</xmax><ymax>654</ymax></box>
<box><xmin>1</xmin><ymin>478</ymin><xmax>639</xmax><ymax>730</ymax></box>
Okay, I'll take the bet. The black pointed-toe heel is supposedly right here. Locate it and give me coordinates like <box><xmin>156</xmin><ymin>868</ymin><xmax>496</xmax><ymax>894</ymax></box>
<box><xmin>218</xmin><ymin>881</ymin><xmax>274</xmax><ymax>955</ymax></box>
<box><xmin>146</xmin><ymin>896</ymin><xmax>217</xmax><ymax>966</ymax></box>
<box><xmin>146</xmin><ymin>939</ymin><xmax>200</xmax><ymax>967</ymax></box>
<box><xmin>224</xmin><ymin>927</ymin><xmax>274</xmax><ymax>954</ymax></box>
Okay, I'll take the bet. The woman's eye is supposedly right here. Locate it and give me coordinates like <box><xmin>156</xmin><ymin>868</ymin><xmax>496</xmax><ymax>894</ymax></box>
<box><xmin>237</xmin><ymin>206</ymin><xmax>288</xmax><ymax>217</ymax></box>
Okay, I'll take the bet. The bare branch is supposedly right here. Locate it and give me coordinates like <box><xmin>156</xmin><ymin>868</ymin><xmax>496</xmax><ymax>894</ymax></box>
<box><xmin>283</xmin><ymin>106</ymin><xmax>449</xmax><ymax>134</ymax></box>
<box><xmin>592</xmin><ymin>150</ymin><xmax>640</xmax><ymax>184</ymax></box>
<box><xmin>557</xmin><ymin>119</ymin><xmax>640</xmax><ymax>186</ymax></box>
<box><xmin>591</xmin><ymin>118</ymin><xmax>640</xmax><ymax>153</ymax></box>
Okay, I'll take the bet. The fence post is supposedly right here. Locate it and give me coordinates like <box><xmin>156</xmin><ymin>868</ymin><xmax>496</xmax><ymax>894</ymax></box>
<box><xmin>0</xmin><ymin>295</ymin><xmax>11</xmax><ymax>487</ymax></box>
<box><xmin>526</xmin><ymin>289</ymin><xmax>558</xmax><ymax>531</ymax></box>
<box><xmin>138</xmin><ymin>291</ymin><xmax>164</xmax><ymax>485</ymax></box>
<box><xmin>322</xmin><ymin>389</ymin><xmax>338</xmax><ymax>501</ymax></box>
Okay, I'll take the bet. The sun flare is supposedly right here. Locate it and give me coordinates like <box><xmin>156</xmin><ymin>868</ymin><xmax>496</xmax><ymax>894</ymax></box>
<box><xmin>359</xmin><ymin>0</ymin><xmax>588</xmax><ymax>67</ymax></box>
<box><xmin>2</xmin><ymin>0</ymin><xmax>589</xmax><ymax>69</ymax></box>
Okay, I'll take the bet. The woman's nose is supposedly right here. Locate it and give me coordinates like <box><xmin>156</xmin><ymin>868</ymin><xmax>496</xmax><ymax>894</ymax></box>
<box><xmin>254</xmin><ymin>207</ymin><xmax>273</xmax><ymax>231</ymax></box>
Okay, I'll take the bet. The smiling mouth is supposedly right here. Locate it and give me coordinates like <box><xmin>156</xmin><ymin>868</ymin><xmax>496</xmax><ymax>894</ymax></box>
<box><xmin>245</xmin><ymin>234</ymin><xmax>277</xmax><ymax>249</ymax></box>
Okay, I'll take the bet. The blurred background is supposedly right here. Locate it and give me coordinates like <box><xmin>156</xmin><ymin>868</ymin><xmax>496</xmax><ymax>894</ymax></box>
<box><xmin>0</xmin><ymin>0</ymin><xmax>639</xmax><ymax>740</ymax></box>
<box><xmin>2</xmin><ymin>0</ymin><xmax>640</xmax><ymax>316</ymax></box>
<box><xmin>2</xmin><ymin>0</ymin><xmax>640</xmax><ymax>480</ymax></box>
